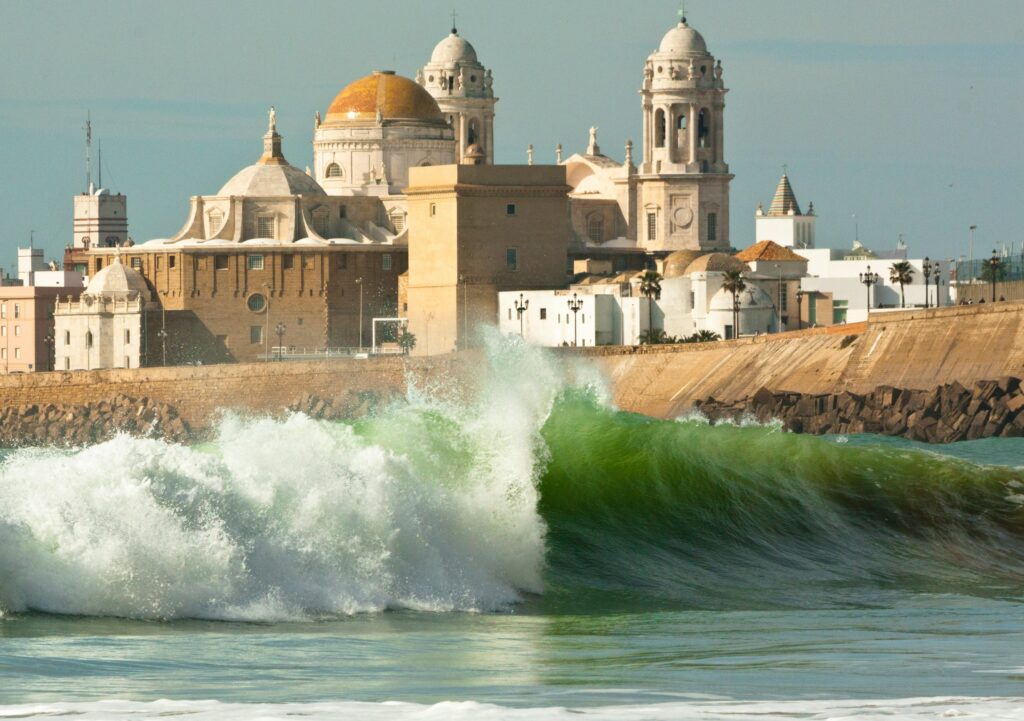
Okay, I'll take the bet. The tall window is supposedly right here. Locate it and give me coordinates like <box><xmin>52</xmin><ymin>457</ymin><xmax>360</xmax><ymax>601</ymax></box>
<box><xmin>382</xmin><ymin>254</ymin><xmax>392</xmax><ymax>271</ymax></box>
<box><xmin>506</xmin><ymin>248</ymin><xmax>518</xmax><ymax>271</ymax></box>
<box><xmin>13</xmin><ymin>304</ymin><xmax>20</xmax><ymax>319</ymax></box>
<box><xmin>247</xmin><ymin>254</ymin><xmax>265</xmax><ymax>271</ymax></box>
<box><xmin>207</xmin><ymin>209</ymin><xmax>223</xmax><ymax>234</ymax></box>
<box><xmin>64</xmin><ymin>330</ymin><xmax>70</xmax><ymax>344</ymax></box>
<box><xmin>250</xmin><ymin>325</ymin><xmax>263</xmax><ymax>344</ymax></box>
<box><xmin>257</xmin><ymin>216</ymin><xmax>274</xmax><ymax>239</ymax></box>
<box><xmin>131</xmin><ymin>257</ymin><xmax>142</xmax><ymax>270</ymax></box>
<box><xmin>14</xmin><ymin>326</ymin><xmax>20</xmax><ymax>336</ymax></box>
<box><xmin>282</xmin><ymin>254</ymin><xmax>294</xmax><ymax>270</ymax></box>
<box><xmin>654</xmin><ymin>109</ymin><xmax>666</xmax><ymax>148</ymax></box>
<box><xmin>169</xmin><ymin>255</ymin><xmax>176</xmax><ymax>269</ymax></box>
<box><xmin>647</xmin><ymin>212</ymin><xmax>658</xmax><ymax>241</ymax></box>
<box><xmin>698</xmin><ymin>109</ymin><xmax>710</xmax><ymax>148</ymax></box>
<box><xmin>85</xmin><ymin>331</ymin><xmax>93</xmax><ymax>348</ymax></box>
<box><xmin>1</xmin><ymin>303</ymin><xmax>5</xmax><ymax>318</ymax></box>
<box><xmin>125</xmin><ymin>329</ymin><xmax>131</xmax><ymax>344</ymax></box>
<box><xmin>707</xmin><ymin>212</ymin><xmax>717</xmax><ymax>241</ymax></box>
<box><xmin>337</xmin><ymin>253</ymin><xmax>348</xmax><ymax>269</ymax></box>
<box><xmin>14</xmin><ymin>348</ymin><xmax>20</xmax><ymax>359</ymax></box>
<box><xmin>325</xmin><ymin>163</ymin><xmax>342</xmax><ymax>178</ymax></box>
<box><xmin>587</xmin><ymin>217</ymin><xmax>603</xmax><ymax>243</ymax></box>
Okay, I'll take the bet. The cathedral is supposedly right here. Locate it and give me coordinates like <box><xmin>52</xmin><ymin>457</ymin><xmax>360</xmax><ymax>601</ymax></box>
<box><xmin>75</xmin><ymin>14</ymin><xmax>733</xmax><ymax>363</ymax></box>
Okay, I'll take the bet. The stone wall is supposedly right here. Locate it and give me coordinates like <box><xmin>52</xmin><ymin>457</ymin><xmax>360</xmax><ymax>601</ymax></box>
<box><xmin>696</xmin><ymin>378</ymin><xmax>1024</xmax><ymax>443</ymax></box>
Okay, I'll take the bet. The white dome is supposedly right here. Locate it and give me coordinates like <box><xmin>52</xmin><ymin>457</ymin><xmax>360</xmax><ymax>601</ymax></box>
<box><xmin>217</xmin><ymin>162</ymin><xmax>326</xmax><ymax>197</ymax></box>
<box><xmin>658</xmin><ymin>21</ymin><xmax>708</xmax><ymax>56</ymax></box>
<box><xmin>86</xmin><ymin>257</ymin><xmax>151</xmax><ymax>299</ymax></box>
<box><xmin>430</xmin><ymin>31</ymin><xmax>479</xmax><ymax>64</ymax></box>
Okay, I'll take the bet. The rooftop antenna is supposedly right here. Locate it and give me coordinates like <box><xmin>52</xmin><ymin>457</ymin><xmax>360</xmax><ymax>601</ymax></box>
<box><xmin>29</xmin><ymin>230</ymin><xmax>34</xmax><ymax>249</ymax></box>
<box><xmin>451</xmin><ymin>9</ymin><xmax>458</xmax><ymax>33</ymax></box>
<box><xmin>98</xmin><ymin>138</ymin><xmax>102</xmax><ymax>189</ymax></box>
<box><xmin>782</xmin><ymin>162</ymin><xmax>789</xmax><ymax>176</ymax></box>
<box><xmin>84</xmin><ymin>111</ymin><xmax>92</xmax><ymax>193</ymax></box>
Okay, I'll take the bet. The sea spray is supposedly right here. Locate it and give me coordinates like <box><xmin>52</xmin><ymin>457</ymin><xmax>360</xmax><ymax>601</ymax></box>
<box><xmin>0</xmin><ymin>335</ymin><xmax>578</xmax><ymax>620</ymax></box>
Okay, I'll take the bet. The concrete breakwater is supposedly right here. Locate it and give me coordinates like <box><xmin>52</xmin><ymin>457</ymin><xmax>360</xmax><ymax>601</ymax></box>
<box><xmin>695</xmin><ymin>378</ymin><xmax>1024</xmax><ymax>443</ymax></box>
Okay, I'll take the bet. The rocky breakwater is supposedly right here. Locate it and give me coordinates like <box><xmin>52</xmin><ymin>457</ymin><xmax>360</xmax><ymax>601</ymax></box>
<box><xmin>695</xmin><ymin>377</ymin><xmax>1024</xmax><ymax>443</ymax></box>
<box><xmin>0</xmin><ymin>395</ymin><xmax>192</xmax><ymax>447</ymax></box>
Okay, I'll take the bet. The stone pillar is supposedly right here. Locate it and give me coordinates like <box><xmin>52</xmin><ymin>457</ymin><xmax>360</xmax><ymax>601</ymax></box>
<box><xmin>715</xmin><ymin>106</ymin><xmax>725</xmax><ymax>167</ymax></box>
<box><xmin>667</xmin><ymin>106</ymin><xmax>677</xmax><ymax>163</ymax></box>
<box><xmin>642</xmin><ymin>103</ymin><xmax>651</xmax><ymax>170</ymax></box>
<box><xmin>458</xmin><ymin>114</ymin><xmax>468</xmax><ymax>162</ymax></box>
<box><xmin>688</xmin><ymin>102</ymin><xmax>698</xmax><ymax>169</ymax></box>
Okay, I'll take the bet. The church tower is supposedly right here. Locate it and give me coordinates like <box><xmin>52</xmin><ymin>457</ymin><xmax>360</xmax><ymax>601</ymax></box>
<box><xmin>636</xmin><ymin>13</ymin><xmax>732</xmax><ymax>253</ymax></box>
<box><xmin>418</xmin><ymin>22</ymin><xmax>497</xmax><ymax>164</ymax></box>
<box><xmin>755</xmin><ymin>172</ymin><xmax>816</xmax><ymax>249</ymax></box>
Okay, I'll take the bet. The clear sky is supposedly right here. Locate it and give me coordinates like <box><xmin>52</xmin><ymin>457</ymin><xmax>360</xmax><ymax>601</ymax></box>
<box><xmin>1</xmin><ymin>0</ymin><xmax>1022</xmax><ymax>269</ymax></box>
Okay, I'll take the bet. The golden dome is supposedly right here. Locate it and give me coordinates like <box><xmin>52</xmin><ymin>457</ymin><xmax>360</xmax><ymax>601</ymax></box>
<box><xmin>663</xmin><ymin>250</ymin><xmax>704</xmax><ymax>278</ymax></box>
<box><xmin>324</xmin><ymin>71</ymin><xmax>445</xmax><ymax>125</ymax></box>
<box><xmin>684</xmin><ymin>252</ymin><xmax>749</xmax><ymax>275</ymax></box>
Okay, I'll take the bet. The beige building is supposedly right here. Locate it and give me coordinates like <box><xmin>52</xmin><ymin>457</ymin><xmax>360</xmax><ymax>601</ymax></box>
<box><xmin>404</xmin><ymin>163</ymin><xmax>570</xmax><ymax>355</ymax></box>
<box><xmin>54</xmin><ymin>254</ymin><xmax>155</xmax><ymax>371</ymax></box>
<box><xmin>0</xmin><ymin>286</ymin><xmax>79</xmax><ymax>373</ymax></box>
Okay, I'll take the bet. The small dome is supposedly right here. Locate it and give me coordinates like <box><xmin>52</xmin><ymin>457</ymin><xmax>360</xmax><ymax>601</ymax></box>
<box><xmin>462</xmin><ymin>143</ymin><xmax>486</xmax><ymax>165</ymax></box>
<box><xmin>663</xmin><ymin>250</ymin><xmax>704</xmax><ymax>278</ymax></box>
<box><xmin>658</xmin><ymin>21</ymin><xmax>709</xmax><ymax>56</ymax></box>
<box><xmin>218</xmin><ymin>162</ymin><xmax>326</xmax><ymax>197</ymax></box>
<box><xmin>431</xmin><ymin>31</ymin><xmax>479</xmax><ymax>64</ymax></box>
<box><xmin>86</xmin><ymin>256</ymin><xmax>151</xmax><ymax>299</ymax></box>
<box><xmin>324</xmin><ymin>71</ymin><xmax>445</xmax><ymax>125</ymax></box>
<box><xmin>685</xmin><ymin>252</ymin><xmax>749</xmax><ymax>275</ymax></box>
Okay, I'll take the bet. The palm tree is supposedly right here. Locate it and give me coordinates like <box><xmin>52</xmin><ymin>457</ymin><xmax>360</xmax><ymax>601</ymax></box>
<box><xmin>692</xmin><ymin>329</ymin><xmax>721</xmax><ymax>342</ymax></box>
<box><xmin>721</xmin><ymin>269</ymin><xmax>746</xmax><ymax>339</ymax></box>
<box><xmin>638</xmin><ymin>270</ymin><xmax>662</xmax><ymax>343</ymax></box>
<box><xmin>397</xmin><ymin>328</ymin><xmax>416</xmax><ymax>355</ymax></box>
<box><xmin>888</xmin><ymin>261</ymin><xmax>914</xmax><ymax>308</ymax></box>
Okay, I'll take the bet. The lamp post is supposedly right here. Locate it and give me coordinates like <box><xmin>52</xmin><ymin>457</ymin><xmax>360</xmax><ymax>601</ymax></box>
<box><xmin>774</xmin><ymin>262</ymin><xmax>784</xmax><ymax>332</ymax></box>
<box><xmin>514</xmin><ymin>293</ymin><xmax>529</xmax><ymax>338</ymax></box>
<box><xmin>922</xmin><ymin>257</ymin><xmax>932</xmax><ymax>309</ymax></box>
<box><xmin>567</xmin><ymin>292</ymin><xmax>583</xmax><ymax>347</ymax></box>
<box><xmin>275</xmin><ymin>322</ymin><xmax>286</xmax><ymax>361</ymax></box>
<box><xmin>157</xmin><ymin>328</ymin><xmax>168</xmax><ymax>366</ymax></box>
<box><xmin>261</xmin><ymin>282</ymin><xmax>271</xmax><ymax>361</ymax></box>
<box><xmin>355</xmin><ymin>277</ymin><xmax>364</xmax><ymax>351</ymax></box>
<box><xmin>43</xmin><ymin>331</ymin><xmax>54</xmax><ymax>372</ymax></box>
<box><xmin>795</xmin><ymin>289</ymin><xmax>805</xmax><ymax>331</ymax></box>
<box><xmin>987</xmin><ymin>248</ymin><xmax>1003</xmax><ymax>302</ymax></box>
<box><xmin>859</xmin><ymin>265</ymin><xmax>879</xmax><ymax>313</ymax></box>
<box><xmin>932</xmin><ymin>265</ymin><xmax>941</xmax><ymax>307</ymax></box>
<box><xmin>969</xmin><ymin>224</ymin><xmax>977</xmax><ymax>269</ymax></box>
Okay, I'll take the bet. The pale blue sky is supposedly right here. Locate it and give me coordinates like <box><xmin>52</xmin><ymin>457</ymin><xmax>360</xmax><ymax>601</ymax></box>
<box><xmin>1</xmin><ymin>0</ymin><xmax>1022</xmax><ymax>268</ymax></box>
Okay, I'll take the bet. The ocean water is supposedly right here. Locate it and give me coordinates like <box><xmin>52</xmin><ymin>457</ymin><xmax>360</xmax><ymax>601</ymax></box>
<box><xmin>1</xmin><ymin>338</ymin><xmax>1024</xmax><ymax>720</ymax></box>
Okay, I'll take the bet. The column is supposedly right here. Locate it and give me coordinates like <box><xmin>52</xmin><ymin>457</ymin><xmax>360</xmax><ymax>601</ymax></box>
<box><xmin>687</xmin><ymin>102</ymin><xmax>697</xmax><ymax>168</ymax></box>
<box><xmin>642</xmin><ymin>104</ymin><xmax>651</xmax><ymax>170</ymax></box>
<box><xmin>667</xmin><ymin>106</ymin><xmax>677</xmax><ymax>163</ymax></box>
<box><xmin>458</xmin><ymin>114</ymin><xmax>468</xmax><ymax>162</ymax></box>
<box><xmin>715</xmin><ymin>106</ymin><xmax>725</xmax><ymax>167</ymax></box>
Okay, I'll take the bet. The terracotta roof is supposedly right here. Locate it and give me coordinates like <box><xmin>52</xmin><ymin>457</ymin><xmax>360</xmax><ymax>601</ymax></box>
<box><xmin>735</xmin><ymin>240</ymin><xmax>808</xmax><ymax>263</ymax></box>
<box><xmin>767</xmin><ymin>174</ymin><xmax>802</xmax><ymax>216</ymax></box>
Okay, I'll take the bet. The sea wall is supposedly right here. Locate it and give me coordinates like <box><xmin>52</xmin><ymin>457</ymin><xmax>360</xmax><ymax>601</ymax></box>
<box><xmin>581</xmin><ymin>301</ymin><xmax>1024</xmax><ymax>420</ymax></box>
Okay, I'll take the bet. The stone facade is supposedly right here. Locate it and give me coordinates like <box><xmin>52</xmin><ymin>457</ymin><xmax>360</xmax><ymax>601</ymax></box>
<box><xmin>404</xmin><ymin>164</ymin><xmax>570</xmax><ymax>355</ymax></box>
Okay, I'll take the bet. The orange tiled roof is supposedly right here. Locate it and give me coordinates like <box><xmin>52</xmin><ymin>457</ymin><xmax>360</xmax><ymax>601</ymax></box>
<box><xmin>735</xmin><ymin>240</ymin><xmax>808</xmax><ymax>262</ymax></box>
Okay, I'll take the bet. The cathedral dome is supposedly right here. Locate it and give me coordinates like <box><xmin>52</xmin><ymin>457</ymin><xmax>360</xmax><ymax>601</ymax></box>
<box><xmin>324</xmin><ymin>71</ymin><xmax>445</xmax><ymax>125</ymax></box>
<box><xmin>658</xmin><ymin>20</ymin><xmax>708</xmax><ymax>56</ymax></box>
<box><xmin>430</xmin><ymin>31</ymin><xmax>478</xmax><ymax>64</ymax></box>
<box><xmin>218</xmin><ymin>162</ymin><xmax>326</xmax><ymax>197</ymax></box>
<box><xmin>86</xmin><ymin>256</ymin><xmax>151</xmax><ymax>299</ymax></box>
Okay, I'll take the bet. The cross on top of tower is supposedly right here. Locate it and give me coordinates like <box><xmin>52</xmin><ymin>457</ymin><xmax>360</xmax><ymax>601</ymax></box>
<box><xmin>677</xmin><ymin>2</ymin><xmax>687</xmax><ymax>24</ymax></box>
<box><xmin>783</xmin><ymin>162</ymin><xmax>789</xmax><ymax>176</ymax></box>
<box><xmin>451</xmin><ymin>9</ymin><xmax>458</xmax><ymax>34</ymax></box>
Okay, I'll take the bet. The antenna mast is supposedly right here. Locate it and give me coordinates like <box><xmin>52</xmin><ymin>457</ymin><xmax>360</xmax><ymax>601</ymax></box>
<box><xmin>84</xmin><ymin>111</ymin><xmax>92</xmax><ymax>193</ymax></box>
<box><xmin>98</xmin><ymin>138</ymin><xmax>102</xmax><ymax>189</ymax></box>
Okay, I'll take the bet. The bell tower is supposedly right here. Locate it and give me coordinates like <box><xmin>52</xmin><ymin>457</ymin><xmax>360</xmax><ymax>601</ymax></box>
<box><xmin>418</xmin><ymin>20</ymin><xmax>497</xmax><ymax>164</ymax></box>
<box><xmin>636</xmin><ymin>13</ymin><xmax>732</xmax><ymax>252</ymax></box>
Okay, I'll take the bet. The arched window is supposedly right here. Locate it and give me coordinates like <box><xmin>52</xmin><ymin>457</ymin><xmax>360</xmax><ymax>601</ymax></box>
<box><xmin>676</xmin><ymin>114</ymin><xmax>687</xmax><ymax>130</ymax></box>
<box><xmin>654</xmin><ymin>109</ymin><xmax>666</xmax><ymax>148</ymax></box>
<box><xmin>698</xmin><ymin>109</ymin><xmax>710</xmax><ymax>149</ymax></box>
<box><xmin>81</xmin><ymin>236</ymin><xmax>91</xmax><ymax>249</ymax></box>
<box><xmin>104</xmin><ymin>235</ymin><xmax>119</xmax><ymax>247</ymax></box>
<box><xmin>325</xmin><ymin>163</ymin><xmax>342</xmax><ymax>178</ymax></box>
<box><xmin>85</xmin><ymin>330</ymin><xmax>93</xmax><ymax>348</ymax></box>
<box><xmin>468</xmin><ymin>120</ymin><xmax>478</xmax><ymax>146</ymax></box>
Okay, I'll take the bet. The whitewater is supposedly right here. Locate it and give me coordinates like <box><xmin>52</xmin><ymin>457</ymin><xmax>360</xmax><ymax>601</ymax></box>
<box><xmin>2</xmin><ymin>336</ymin><xmax>1024</xmax><ymax>720</ymax></box>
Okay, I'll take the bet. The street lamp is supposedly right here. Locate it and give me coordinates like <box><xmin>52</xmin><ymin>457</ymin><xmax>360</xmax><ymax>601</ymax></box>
<box><xmin>157</xmin><ymin>328</ymin><xmax>168</xmax><ymax>366</ymax></box>
<box><xmin>969</xmin><ymin>224</ymin><xmax>977</xmax><ymax>267</ymax></box>
<box><xmin>774</xmin><ymin>262</ymin><xmax>784</xmax><ymax>332</ymax></box>
<box><xmin>567</xmin><ymin>292</ymin><xmax>583</xmax><ymax>347</ymax></box>
<box><xmin>355</xmin><ymin>277</ymin><xmax>364</xmax><ymax>351</ymax></box>
<box><xmin>922</xmin><ymin>257</ymin><xmax>932</xmax><ymax>309</ymax></box>
<box><xmin>514</xmin><ymin>293</ymin><xmax>529</xmax><ymax>337</ymax></box>
<box><xmin>261</xmin><ymin>282</ymin><xmax>272</xmax><ymax>361</ymax></box>
<box><xmin>932</xmin><ymin>265</ymin><xmax>941</xmax><ymax>307</ymax></box>
<box><xmin>795</xmin><ymin>289</ymin><xmax>805</xmax><ymax>331</ymax></box>
<box><xmin>43</xmin><ymin>332</ymin><xmax>54</xmax><ymax>372</ymax></box>
<box><xmin>986</xmin><ymin>248</ymin><xmax>1003</xmax><ymax>302</ymax></box>
<box><xmin>859</xmin><ymin>265</ymin><xmax>879</xmax><ymax>312</ymax></box>
<box><xmin>275</xmin><ymin>322</ymin><xmax>286</xmax><ymax>361</ymax></box>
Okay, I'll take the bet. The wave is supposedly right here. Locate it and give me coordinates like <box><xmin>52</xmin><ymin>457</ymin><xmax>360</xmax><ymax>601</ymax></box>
<box><xmin>1</xmin><ymin>696</ymin><xmax>1022</xmax><ymax>720</ymax></box>
<box><xmin>0</xmin><ymin>335</ymin><xmax>1022</xmax><ymax>620</ymax></box>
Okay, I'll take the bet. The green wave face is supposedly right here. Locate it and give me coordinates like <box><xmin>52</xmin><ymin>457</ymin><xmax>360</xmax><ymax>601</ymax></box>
<box><xmin>538</xmin><ymin>391</ymin><xmax>1024</xmax><ymax>611</ymax></box>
